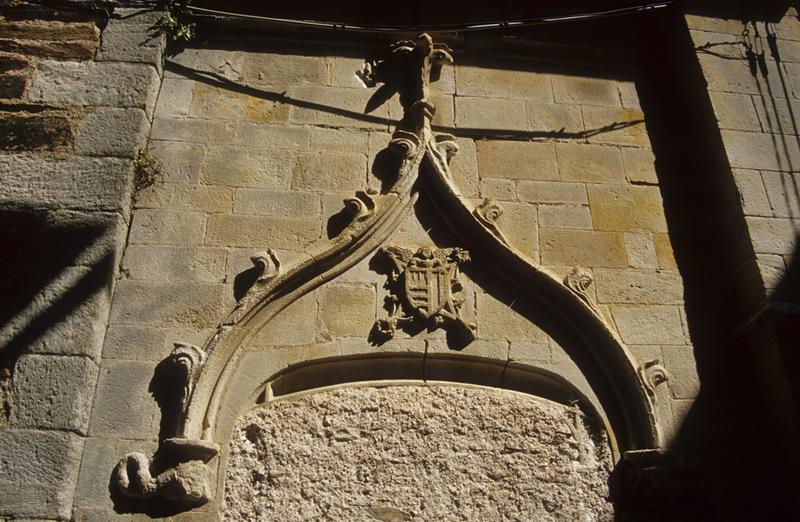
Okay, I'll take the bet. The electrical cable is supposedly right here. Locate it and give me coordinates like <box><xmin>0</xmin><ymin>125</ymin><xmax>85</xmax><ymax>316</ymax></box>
<box><xmin>186</xmin><ymin>2</ymin><xmax>673</xmax><ymax>33</ymax></box>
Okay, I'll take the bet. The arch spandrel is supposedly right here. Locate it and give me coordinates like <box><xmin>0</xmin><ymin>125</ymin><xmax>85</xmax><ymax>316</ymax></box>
<box><xmin>112</xmin><ymin>34</ymin><xmax>661</xmax><ymax>510</ymax></box>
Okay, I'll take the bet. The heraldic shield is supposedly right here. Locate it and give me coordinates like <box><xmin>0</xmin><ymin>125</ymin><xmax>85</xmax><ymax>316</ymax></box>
<box><xmin>373</xmin><ymin>245</ymin><xmax>477</xmax><ymax>348</ymax></box>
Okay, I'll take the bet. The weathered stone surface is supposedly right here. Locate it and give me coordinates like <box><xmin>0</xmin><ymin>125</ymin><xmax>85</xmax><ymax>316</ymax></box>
<box><xmin>0</xmin><ymin>19</ymin><xmax>99</xmax><ymax>41</ymax></box>
<box><xmin>552</xmin><ymin>74</ymin><xmax>619</xmax><ymax>107</ymax></box>
<box><xmin>0</xmin><ymin>154</ymin><xmax>132</xmax><ymax>212</ymax></box>
<box><xmin>148</xmin><ymin>140</ymin><xmax>205</xmax><ymax>184</ymax></box>
<box><xmin>753</xmin><ymin>94</ymin><xmax>800</xmax><ymax>135</ymax></box>
<box><xmin>621</xmin><ymin>147</ymin><xmax>658</xmax><ymax>184</ymax></box>
<box><xmin>588</xmin><ymin>184</ymin><xmax>668</xmax><ymax>233</ymax></box>
<box><xmin>291</xmin><ymin>152</ymin><xmax>367</xmax><ymax>192</ymax></box>
<box><xmin>476</xmin><ymin>140</ymin><xmax>557</xmax><ymax>180</ymax></box>
<box><xmin>0</xmin><ymin>38</ymin><xmax>98</xmax><ymax>61</ymax></box>
<box><xmin>508</xmin><ymin>340</ymin><xmax>551</xmax><ymax>364</ymax></box>
<box><xmin>289</xmin><ymin>85</ymin><xmax>389</xmax><ymax>129</ymax></box>
<box><xmin>0</xmin><ymin>71</ymin><xmax>27</xmax><ymax>98</ymax></box>
<box><xmin>0</xmin><ymin>108</ymin><xmax>73</xmax><ymax>151</ymax></box>
<box><xmin>165</xmin><ymin>49</ymin><xmax>243</xmax><ymax>81</ymax></box>
<box><xmin>450</xmin><ymin>137</ymin><xmax>480</xmax><ymax>197</ymax></box>
<box><xmin>517</xmin><ymin>180</ymin><xmax>588</xmax><ymax>205</ymax></box>
<box><xmin>456</xmin><ymin>65</ymin><xmax>553</xmax><ymax>102</ymax></box>
<box><xmin>538</xmin><ymin>205</ymin><xmax>593</xmax><ymax>230</ymax></box>
<box><xmin>319</xmin><ymin>285</ymin><xmax>375</xmax><ymax>337</ymax></box>
<box><xmin>95</xmin><ymin>12</ymin><xmax>165</xmax><ymax>69</ymax></box>
<box><xmin>732</xmin><ymin>169</ymin><xmax>772</xmax><ymax>217</ymax></box>
<box><xmin>0</xmin><ymin>430</ymin><xmax>84</xmax><ymax>520</ymax></box>
<box><xmin>527</xmin><ymin>102</ymin><xmax>584</xmax><ymax>134</ymax></box>
<box><xmin>153</xmin><ymin>78</ymin><xmax>194</xmax><ymax>119</ymax></box>
<box><xmin>310</xmin><ymin>127</ymin><xmax>369</xmax><ymax>152</ymax></box>
<box><xmin>761</xmin><ymin>170</ymin><xmax>800</xmax><ymax>218</ymax></box>
<box><xmin>128</xmin><ymin>209</ymin><xmax>205</xmax><ymax>245</ymax></box>
<box><xmin>241</xmin><ymin>52</ymin><xmax>327</xmax><ymax>87</ymax></box>
<box><xmin>151</xmin><ymin>118</ymin><xmax>238</xmax><ymax>145</ymax></box>
<box><xmin>122</xmin><ymin>245</ymin><xmax>227</xmax><ymax>283</ymax></box>
<box><xmin>225</xmin><ymin>386</ymin><xmax>613</xmax><ymax>521</ymax></box>
<box><xmin>721</xmin><ymin>130</ymin><xmax>800</xmax><ymax>172</ymax></box>
<box><xmin>102</xmin><ymin>324</ymin><xmax>166</xmax><ymax>361</ymax></box>
<box><xmin>455</xmin><ymin>96</ymin><xmax>528</xmax><ymax>131</ymax></box>
<box><xmin>756</xmin><ymin>254</ymin><xmax>787</xmax><ymax>289</ymax></box>
<box><xmin>30</xmin><ymin>61</ymin><xmax>160</xmax><ymax>115</ymax></box>
<box><xmin>251</xmin><ymin>293</ymin><xmax>318</xmax><ymax>347</ymax></box>
<box><xmin>135</xmin><ymin>183</ymin><xmax>234</xmax><ymax>214</ymax></box>
<box><xmin>89</xmin><ymin>360</ymin><xmax>157</xmax><ymax>437</ymax></box>
<box><xmin>661</xmin><ymin>345</ymin><xmax>700</xmax><ymax>399</ymax></box>
<box><xmin>696</xmin><ymin>55</ymin><xmax>759</xmax><ymax>94</ymax></box>
<box><xmin>583</xmin><ymin>107</ymin><xmax>649</xmax><ymax>147</ymax></box>
<box><xmin>685</xmin><ymin>15</ymin><xmax>744</xmax><ymax>34</ymax></box>
<box><xmin>617</xmin><ymin>81</ymin><xmax>640</xmax><ymax>109</ymax></box>
<box><xmin>624</xmin><ymin>232</ymin><xmax>658</xmax><ymax>269</ymax></box>
<box><xmin>611</xmin><ymin>305</ymin><xmax>685</xmax><ymax>345</ymax></box>
<box><xmin>109</xmin><ymin>281</ymin><xmax>226</xmax><ymax>326</ymax></box>
<box><xmin>11</xmin><ymin>354</ymin><xmax>97</xmax><ymax>433</ymax></box>
<box><xmin>238</xmin><ymin>123</ymin><xmax>310</xmax><ymax>149</ymax></box>
<box><xmin>205</xmin><ymin>214</ymin><xmax>320</xmax><ymax>249</ymax></box>
<box><xmin>75</xmin><ymin>107</ymin><xmax>148</xmax><ymax>158</ymax></box>
<box><xmin>709</xmin><ymin>92</ymin><xmax>761</xmax><ymax>131</ymax></box>
<box><xmin>594</xmin><ymin>268</ymin><xmax>684</xmax><ymax>305</ymax></box>
<box><xmin>233</xmin><ymin>188</ymin><xmax>319</xmax><ymax>217</ymax></box>
<box><xmin>745</xmin><ymin>216</ymin><xmax>800</xmax><ymax>254</ymax></box>
<box><xmin>495</xmin><ymin>201</ymin><xmax>539</xmax><ymax>257</ymax></box>
<box><xmin>203</xmin><ymin>146</ymin><xmax>294</xmax><ymax>189</ymax></box>
<box><xmin>477</xmin><ymin>292</ymin><xmax>548</xmax><ymax>341</ymax></box>
<box><xmin>556</xmin><ymin>143</ymin><xmax>625</xmax><ymax>183</ymax></box>
<box><xmin>480</xmin><ymin>178</ymin><xmax>516</xmax><ymax>200</ymax></box>
<box><xmin>654</xmin><ymin>233</ymin><xmax>678</xmax><ymax>270</ymax></box>
<box><xmin>540</xmin><ymin>229</ymin><xmax>627</xmax><ymax>268</ymax></box>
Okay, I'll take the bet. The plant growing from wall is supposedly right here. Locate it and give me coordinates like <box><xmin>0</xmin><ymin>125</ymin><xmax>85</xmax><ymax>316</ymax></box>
<box><xmin>156</xmin><ymin>1</ymin><xmax>196</xmax><ymax>45</ymax></box>
<box><xmin>132</xmin><ymin>148</ymin><xmax>163</xmax><ymax>199</ymax></box>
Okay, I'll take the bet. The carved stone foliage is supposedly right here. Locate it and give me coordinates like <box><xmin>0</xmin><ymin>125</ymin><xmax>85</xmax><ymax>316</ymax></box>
<box><xmin>639</xmin><ymin>359</ymin><xmax>670</xmax><ymax>401</ymax></box>
<box><xmin>373</xmin><ymin>246</ymin><xmax>476</xmax><ymax>347</ymax></box>
<box><xmin>564</xmin><ymin>266</ymin><xmax>599</xmax><ymax>313</ymax></box>
<box><xmin>474</xmin><ymin>198</ymin><xmax>511</xmax><ymax>246</ymax></box>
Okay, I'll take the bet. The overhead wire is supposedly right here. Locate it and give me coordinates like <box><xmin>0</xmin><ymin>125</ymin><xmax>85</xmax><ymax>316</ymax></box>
<box><xmin>185</xmin><ymin>2</ymin><xmax>673</xmax><ymax>33</ymax></box>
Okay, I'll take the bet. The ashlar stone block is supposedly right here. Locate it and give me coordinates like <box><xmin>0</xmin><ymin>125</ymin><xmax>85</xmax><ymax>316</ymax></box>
<box><xmin>30</xmin><ymin>61</ymin><xmax>160</xmax><ymax>116</ymax></box>
<box><xmin>122</xmin><ymin>245</ymin><xmax>227</xmax><ymax>283</ymax></box>
<box><xmin>538</xmin><ymin>205</ymin><xmax>593</xmax><ymax>230</ymax></box>
<box><xmin>89</xmin><ymin>360</ymin><xmax>158</xmax><ymax>438</ymax></box>
<box><xmin>319</xmin><ymin>284</ymin><xmax>376</xmax><ymax>338</ymax></box>
<box><xmin>610</xmin><ymin>305</ymin><xmax>685</xmax><ymax>345</ymax></box>
<box><xmin>476</xmin><ymin>292</ymin><xmax>549</xmax><ymax>342</ymax></box>
<box><xmin>583</xmin><ymin>107</ymin><xmax>650</xmax><ymax>147</ymax></box>
<box><xmin>476</xmin><ymin>140</ymin><xmax>558</xmax><ymax>180</ymax></box>
<box><xmin>75</xmin><ymin>107</ymin><xmax>149</xmax><ymax>158</ymax></box>
<box><xmin>588</xmin><ymin>184</ymin><xmax>668</xmax><ymax>233</ymax></box>
<box><xmin>205</xmin><ymin>214</ymin><xmax>320</xmax><ymax>249</ymax></box>
<box><xmin>203</xmin><ymin>146</ymin><xmax>294</xmax><ymax>189</ymax></box>
<box><xmin>454</xmin><ymin>96</ymin><xmax>528</xmax><ymax>131</ymax></box>
<box><xmin>456</xmin><ymin>65</ymin><xmax>552</xmax><ymax>102</ymax></box>
<box><xmin>291</xmin><ymin>152</ymin><xmax>367</xmax><ymax>192</ymax></box>
<box><xmin>594</xmin><ymin>268</ymin><xmax>684</xmax><ymax>305</ymax></box>
<box><xmin>621</xmin><ymin>147</ymin><xmax>658</xmax><ymax>184</ymax></box>
<box><xmin>745</xmin><ymin>216</ymin><xmax>800</xmax><ymax>254</ymax></box>
<box><xmin>128</xmin><ymin>209</ymin><xmax>206</xmax><ymax>245</ymax></box>
<box><xmin>732</xmin><ymin>169</ymin><xmax>772</xmax><ymax>217</ymax></box>
<box><xmin>661</xmin><ymin>345</ymin><xmax>700</xmax><ymax>399</ymax></box>
<box><xmin>527</xmin><ymin>103</ymin><xmax>584</xmax><ymax>134</ymax></box>
<box><xmin>761</xmin><ymin>170</ymin><xmax>800</xmax><ymax>218</ymax></box>
<box><xmin>540</xmin><ymin>229</ymin><xmax>627</xmax><ymax>268</ymax></box>
<box><xmin>624</xmin><ymin>232</ymin><xmax>658</xmax><ymax>269</ymax></box>
<box><xmin>556</xmin><ymin>143</ymin><xmax>625</xmax><ymax>184</ymax></box>
<box><xmin>552</xmin><ymin>74</ymin><xmax>620</xmax><ymax>107</ymax></box>
<box><xmin>11</xmin><ymin>354</ymin><xmax>98</xmax><ymax>434</ymax></box>
<box><xmin>517</xmin><ymin>180</ymin><xmax>588</xmax><ymax>205</ymax></box>
<box><xmin>0</xmin><ymin>430</ymin><xmax>84</xmax><ymax>520</ymax></box>
<box><xmin>109</xmin><ymin>281</ymin><xmax>226</xmax><ymax>327</ymax></box>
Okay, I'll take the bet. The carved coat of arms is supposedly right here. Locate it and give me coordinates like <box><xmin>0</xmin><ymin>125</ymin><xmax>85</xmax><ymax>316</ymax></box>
<box><xmin>374</xmin><ymin>246</ymin><xmax>476</xmax><ymax>347</ymax></box>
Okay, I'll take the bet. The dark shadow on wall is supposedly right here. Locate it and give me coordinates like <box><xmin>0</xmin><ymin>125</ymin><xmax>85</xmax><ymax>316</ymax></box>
<box><xmin>0</xmin><ymin>210</ymin><xmax>114</xmax><ymax>369</ymax></box>
<box><xmin>163</xmin><ymin>60</ymin><xmax>643</xmax><ymax>143</ymax></box>
<box><xmin>630</xmin><ymin>6</ymin><xmax>800</xmax><ymax>521</ymax></box>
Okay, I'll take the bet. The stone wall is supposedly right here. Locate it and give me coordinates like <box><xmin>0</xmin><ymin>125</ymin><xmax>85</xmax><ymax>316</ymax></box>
<box><xmin>0</xmin><ymin>4</ymin><xmax>164</xmax><ymax>519</ymax></box>
<box><xmin>1</xmin><ymin>1</ymin><xmax>799</xmax><ymax>521</ymax></box>
<box><xmin>89</xmin><ymin>24</ymin><xmax>694</xmax><ymax>519</ymax></box>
